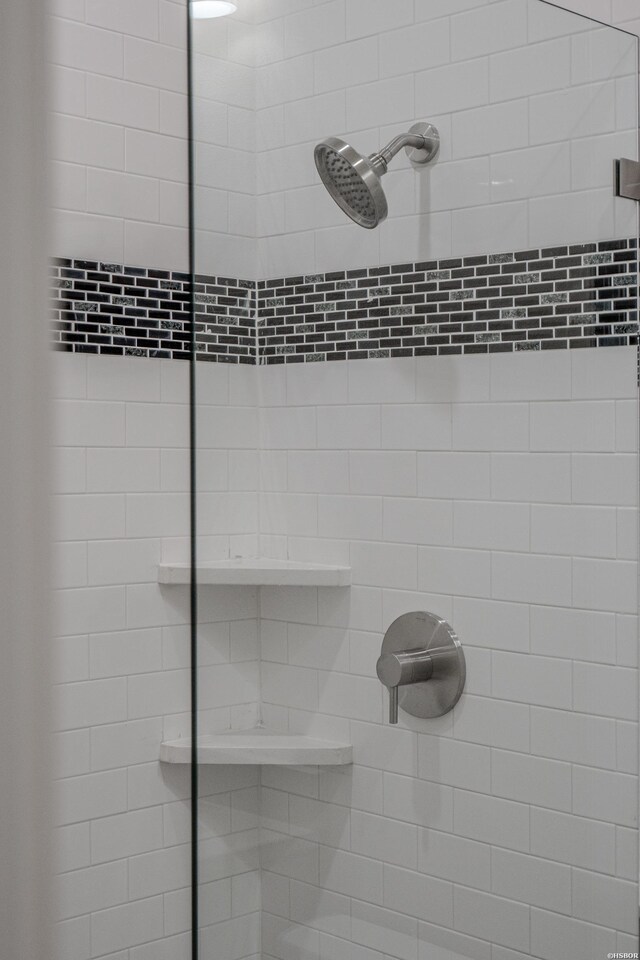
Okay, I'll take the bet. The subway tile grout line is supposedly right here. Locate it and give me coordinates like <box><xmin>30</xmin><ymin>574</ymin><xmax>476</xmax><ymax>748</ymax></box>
<box><xmin>49</xmin><ymin>236</ymin><xmax>639</xmax><ymax>366</ymax></box>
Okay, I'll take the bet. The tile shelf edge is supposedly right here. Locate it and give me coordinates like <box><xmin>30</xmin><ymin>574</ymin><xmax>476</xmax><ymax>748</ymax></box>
<box><xmin>158</xmin><ymin>558</ymin><xmax>351</xmax><ymax>587</ymax></box>
<box><xmin>159</xmin><ymin>731</ymin><xmax>353</xmax><ymax>766</ymax></box>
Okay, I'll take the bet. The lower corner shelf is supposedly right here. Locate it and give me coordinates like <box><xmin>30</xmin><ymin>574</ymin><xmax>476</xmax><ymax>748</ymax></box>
<box><xmin>160</xmin><ymin>729</ymin><xmax>353</xmax><ymax>766</ymax></box>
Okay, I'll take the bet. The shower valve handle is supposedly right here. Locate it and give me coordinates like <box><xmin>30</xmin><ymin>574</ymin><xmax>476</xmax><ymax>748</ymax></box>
<box><xmin>376</xmin><ymin>612</ymin><xmax>466</xmax><ymax>725</ymax></box>
<box><xmin>377</xmin><ymin>648</ymin><xmax>441</xmax><ymax>723</ymax></box>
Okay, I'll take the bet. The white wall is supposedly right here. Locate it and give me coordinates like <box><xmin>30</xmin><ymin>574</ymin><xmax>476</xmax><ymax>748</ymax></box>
<box><xmin>50</xmin><ymin>0</ymin><xmax>191</xmax><ymax>270</ymax></box>
<box><xmin>52</xmin><ymin>354</ymin><xmax>261</xmax><ymax>959</ymax></box>
<box><xmin>1</xmin><ymin>0</ymin><xmax>52</xmax><ymax>957</ymax></box>
<box><xmin>256</xmin><ymin>346</ymin><xmax>639</xmax><ymax>960</ymax></box>
<box><xmin>254</xmin><ymin>0</ymin><xmax>639</xmax><ymax>278</ymax></box>
<box><xmin>50</xmin><ymin>0</ymin><xmax>640</xmax><ymax>280</ymax></box>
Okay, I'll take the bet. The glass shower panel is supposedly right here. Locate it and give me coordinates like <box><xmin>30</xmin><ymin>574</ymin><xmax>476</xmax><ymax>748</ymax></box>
<box><xmin>190</xmin><ymin>2</ymin><xmax>639</xmax><ymax>960</ymax></box>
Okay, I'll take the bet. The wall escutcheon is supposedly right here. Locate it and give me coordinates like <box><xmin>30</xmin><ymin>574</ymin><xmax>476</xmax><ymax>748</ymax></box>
<box><xmin>376</xmin><ymin>612</ymin><xmax>466</xmax><ymax>724</ymax></box>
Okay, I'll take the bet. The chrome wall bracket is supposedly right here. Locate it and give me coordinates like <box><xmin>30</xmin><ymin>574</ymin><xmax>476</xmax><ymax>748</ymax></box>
<box><xmin>376</xmin><ymin>612</ymin><xmax>465</xmax><ymax>725</ymax></box>
<box><xmin>615</xmin><ymin>158</ymin><xmax>640</xmax><ymax>201</ymax></box>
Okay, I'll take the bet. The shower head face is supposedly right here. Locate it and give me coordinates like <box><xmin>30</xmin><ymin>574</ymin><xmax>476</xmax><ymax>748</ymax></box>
<box><xmin>314</xmin><ymin>137</ymin><xmax>387</xmax><ymax>229</ymax></box>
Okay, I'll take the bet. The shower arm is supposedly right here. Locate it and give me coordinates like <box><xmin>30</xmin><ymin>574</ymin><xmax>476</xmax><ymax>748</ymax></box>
<box><xmin>370</xmin><ymin>125</ymin><xmax>440</xmax><ymax>173</ymax></box>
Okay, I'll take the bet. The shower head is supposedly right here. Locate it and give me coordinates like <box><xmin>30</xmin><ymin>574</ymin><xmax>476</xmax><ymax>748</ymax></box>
<box><xmin>314</xmin><ymin>121</ymin><xmax>440</xmax><ymax>230</ymax></box>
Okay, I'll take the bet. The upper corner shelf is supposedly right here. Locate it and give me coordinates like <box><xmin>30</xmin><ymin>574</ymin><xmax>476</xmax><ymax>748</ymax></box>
<box><xmin>158</xmin><ymin>558</ymin><xmax>351</xmax><ymax>587</ymax></box>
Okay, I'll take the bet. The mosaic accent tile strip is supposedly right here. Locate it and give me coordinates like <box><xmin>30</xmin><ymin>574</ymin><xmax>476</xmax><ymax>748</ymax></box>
<box><xmin>49</xmin><ymin>258</ymin><xmax>255</xmax><ymax>363</ymax></box>
<box><xmin>50</xmin><ymin>239</ymin><xmax>639</xmax><ymax>366</ymax></box>
<box><xmin>257</xmin><ymin>239</ymin><xmax>639</xmax><ymax>364</ymax></box>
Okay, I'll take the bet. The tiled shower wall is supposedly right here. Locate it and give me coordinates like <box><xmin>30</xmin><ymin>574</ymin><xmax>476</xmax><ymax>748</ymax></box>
<box><xmin>48</xmin><ymin>1</ymin><xmax>640</xmax><ymax>959</ymax></box>
<box><xmin>52</xmin><ymin>355</ymin><xmax>262</xmax><ymax>958</ymax></box>
<box><xmin>256</xmin><ymin>346</ymin><xmax>639</xmax><ymax>960</ymax></box>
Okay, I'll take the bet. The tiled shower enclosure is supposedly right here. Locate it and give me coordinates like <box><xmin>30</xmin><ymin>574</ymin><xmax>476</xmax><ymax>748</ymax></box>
<box><xmin>51</xmin><ymin>1</ymin><xmax>640</xmax><ymax>959</ymax></box>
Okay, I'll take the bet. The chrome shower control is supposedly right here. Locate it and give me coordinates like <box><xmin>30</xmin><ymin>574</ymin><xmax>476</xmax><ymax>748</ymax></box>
<box><xmin>376</xmin><ymin>612</ymin><xmax>465</xmax><ymax>724</ymax></box>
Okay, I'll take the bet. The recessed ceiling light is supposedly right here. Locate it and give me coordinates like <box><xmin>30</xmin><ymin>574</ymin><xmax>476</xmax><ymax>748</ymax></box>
<box><xmin>191</xmin><ymin>1</ymin><xmax>237</xmax><ymax>18</ymax></box>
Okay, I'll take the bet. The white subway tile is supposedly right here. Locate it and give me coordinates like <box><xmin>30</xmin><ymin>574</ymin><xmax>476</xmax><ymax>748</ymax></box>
<box><xmin>491</xmin><ymin>141</ymin><xmax>571</xmax><ymax>203</ymax></box>
<box><xmin>531</xmin><ymin>400</ymin><xmax>615</xmax><ymax>452</ymax></box>
<box><xmin>415</xmin><ymin>59</ymin><xmax>489</xmax><ymax>117</ymax></box>
<box><xmin>259</xmin><ymin>53</ymin><xmax>314</xmax><ymax>107</ymax></box>
<box><xmin>348</xmin><ymin>358</ymin><xmax>415</xmax><ymax>404</ymax></box>
<box><xmin>572</xmin><ymin>454</ymin><xmax>637</xmax><ymax>507</ymax></box>
<box><xmin>572</xmin><ymin>346</ymin><xmax>637</xmax><ymax>400</ymax></box>
<box><xmin>532</xmin><ymin>908</ymin><xmax>613</xmax><ymax>960</ymax></box>
<box><xmin>452</xmin><ymin>200</ymin><xmax>529</xmax><ymax>257</ymax></box>
<box><xmin>350</xmin><ymin>451</ymin><xmax>417</xmax><ymax>497</ymax></box>
<box><xmin>572</xmin><ymin>765</ymin><xmax>637</xmax><ymax>827</ymax></box>
<box><xmin>347</xmin><ymin>76</ymin><xmax>415</xmax><ymax>131</ymax></box>
<box><xmin>492</xmin><ymin>749</ymin><xmax>571</xmax><ymax>812</ymax></box>
<box><xmin>453</xmin><ymin>695</ymin><xmax>529</xmax><ymax>752</ymax></box>
<box><xmin>530</xmin><ymin>606</ymin><xmax>616</xmax><ymax>663</ymax></box>
<box><xmin>418</xmin><ymin>453</ymin><xmax>491</xmax><ymax>500</ymax></box>
<box><xmin>126</xmin><ymin>128</ymin><xmax>187</xmax><ymax>182</ymax></box>
<box><xmin>491</xmin><ymin>351</ymin><xmax>571</xmax><ymax>401</ymax></box>
<box><xmin>418</xmin><ymin>735</ymin><xmax>490</xmax><ymax>792</ymax></box>
<box><xmin>383</xmin><ymin>498</ymin><xmax>453</xmax><ymax>547</ymax></box>
<box><xmin>531</xmin><ymin>504</ymin><xmax>616</xmax><ymax>558</ymax></box>
<box><xmin>454</xmin><ymin>886</ymin><xmax>529</xmax><ymax>953</ymax></box>
<box><xmin>617</xmin><ymin>721</ymin><xmax>638</xmax><ymax>775</ymax></box>
<box><xmin>573</xmin><ymin>661</ymin><xmax>637</xmax><ymax>721</ymax></box>
<box><xmin>453</xmin><ymin>790</ymin><xmax>529</xmax><ymax>852</ymax></box>
<box><xmin>383</xmin><ymin>864</ymin><xmax>453</xmax><ymax>927</ymax></box>
<box><xmin>55</xmin><ymin>822</ymin><xmax>91</xmax><ymax>875</ymax></box>
<box><xmin>319</xmin><ymin>764</ymin><xmax>383</xmax><ymax>814</ymax></box>
<box><xmin>351</xmin><ymin>541</ymin><xmax>417</xmax><ymax>590</ymax></box>
<box><xmin>319</xmin><ymin>847</ymin><xmax>383</xmax><ymax>904</ymax></box>
<box><xmin>317</xmin><ymin>405</ymin><xmax>381</xmax><ymax>449</ymax></box>
<box><xmin>383</xmin><ymin>773</ymin><xmax>453</xmax><ymax>833</ymax></box>
<box><xmin>54</xmin><ymin>728</ymin><xmax>91</xmax><ymax>780</ymax></box>
<box><xmin>52</xmin><ymin>18</ymin><xmax>124</xmax><ymax>77</ymax></box>
<box><xmin>57</xmin><ymin>586</ymin><xmax>126</xmax><ymax>638</ymax></box>
<box><xmin>56</xmin><ymin>769</ymin><xmax>127</xmax><ymax>826</ymax></box>
<box><xmin>489</xmin><ymin>36</ymin><xmax>571</xmax><ymax>101</ymax></box>
<box><xmin>262</xmin><ymin>662</ymin><xmax>318</xmax><ymax>711</ymax></box>
<box><xmin>86</xmin><ymin>0</ymin><xmax>159</xmax><ymax>39</ymax></box>
<box><xmin>318</xmin><ymin>671</ymin><xmax>382</xmax><ymax>723</ymax></box>
<box><xmin>381</xmin><ymin>404</ymin><xmax>452</xmax><ymax>451</ymax></box>
<box><xmin>453</xmin><ymin>501</ymin><xmax>529</xmax><ymax>552</ymax></box>
<box><xmin>382</xmin><ymin>19</ymin><xmax>450</xmax><ymax>78</ymax></box>
<box><xmin>494</xmin><ymin>650</ymin><xmax>572</xmax><ymax>710</ymax></box>
<box><xmin>492</xmin><ymin>552</ymin><xmax>572</xmax><ymax>606</ymax></box>
<box><xmin>418</xmin><ymin>546</ymin><xmax>491</xmax><ymax>598</ymax></box>
<box><xmin>91</xmin><ymin>896</ymin><xmax>165</xmax><ymax>956</ymax></box>
<box><xmin>57</xmin><ymin>860</ymin><xmax>127</xmax><ymax>922</ymax></box>
<box><xmin>350</xmin><ymin>902</ymin><xmax>416</xmax><ymax>960</ymax></box>
<box><xmin>572</xmin><ymin>867</ymin><xmax>637</xmax><ymax>934</ymax></box>
<box><xmin>452</xmin><ymin>100</ymin><xmax>529</xmax><ymax>160</ymax></box>
<box><xmin>288</xmin><ymin>452</ymin><xmax>349</xmax><ymax>494</ymax></box>
<box><xmin>285</xmin><ymin>1</ymin><xmax>345</xmax><ymax>57</ymax></box>
<box><xmin>492</xmin><ymin>848</ymin><xmax>571</xmax><ymax>914</ymax></box>
<box><xmin>289</xmin><ymin>795</ymin><xmax>350</xmax><ymax>849</ymax></box>
<box><xmin>91</xmin><ymin>807</ymin><xmax>163</xmax><ymax>866</ymax></box>
<box><xmin>416</xmin><ymin>355</ymin><xmax>491</xmax><ymax>403</ymax></box>
<box><xmin>531</xmin><ymin>806</ymin><xmax>616</xmax><ymax>874</ymax></box>
<box><xmin>452</xmin><ymin>402</ymin><xmax>528</xmax><ymax>451</ymax></box>
<box><xmin>346</xmin><ymin>0</ymin><xmax>413</xmax><ymax>39</ymax></box>
<box><xmin>492</xmin><ymin>453</ymin><xmax>571</xmax><ymax>503</ymax></box>
<box><xmin>573</xmin><ymin>557</ymin><xmax>637</xmax><ymax>614</ymax></box>
<box><xmin>531</xmin><ymin>706</ymin><xmax>616</xmax><ymax>770</ymax></box>
<box><xmin>350</xmin><ymin>721</ymin><xmax>417</xmax><ymax>776</ymax></box>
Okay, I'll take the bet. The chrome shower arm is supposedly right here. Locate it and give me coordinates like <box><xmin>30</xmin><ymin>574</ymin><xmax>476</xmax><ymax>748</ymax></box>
<box><xmin>376</xmin><ymin>133</ymin><xmax>427</xmax><ymax>167</ymax></box>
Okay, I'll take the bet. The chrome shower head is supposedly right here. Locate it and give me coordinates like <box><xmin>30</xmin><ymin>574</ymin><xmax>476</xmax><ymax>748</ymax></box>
<box><xmin>314</xmin><ymin>122</ymin><xmax>440</xmax><ymax>230</ymax></box>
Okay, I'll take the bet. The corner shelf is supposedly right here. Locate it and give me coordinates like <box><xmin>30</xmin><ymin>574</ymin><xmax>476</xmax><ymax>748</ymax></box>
<box><xmin>158</xmin><ymin>558</ymin><xmax>351</xmax><ymax>587</ymax></box>
<box><xmin>160</xmin><ymin>730</ymin><xmax>353</xmax><ymax>766</ymax></box>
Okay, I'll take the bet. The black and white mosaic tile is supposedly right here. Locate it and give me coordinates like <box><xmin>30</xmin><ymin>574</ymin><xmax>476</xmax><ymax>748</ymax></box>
<box><xmin>257</xmin><ymin>238</ymin><xmax>639</xmax><ymax>364</ymax></box>
<box><xmin>49</xmin><ymin>258</ymin><xmax>256</xmax><ymax>364</ymax></box>
<box><xmin>50</xmin><ymin>239</ymin><xmax>638</xmax><ymax>366</ymax></box>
